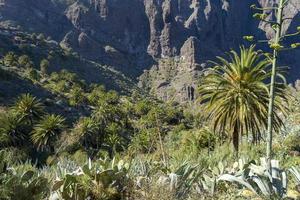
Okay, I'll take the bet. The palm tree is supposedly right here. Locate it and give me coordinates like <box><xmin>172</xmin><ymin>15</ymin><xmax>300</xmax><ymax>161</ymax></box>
<box><xmin>104</xmin><ymin>122</ymin><xmax>124</xmax><ymax>155</ymax></box>
<box><xmin>198</xmin><ymin>46</ymin><xmax>287</xmax><ymax>153</ymax></box>
<box><xmin>73</xmin><ymin>117</ymin><xmax>99</xmax><ymax>149</ymax></box>
<box><xmin>12</xmin><ymin>94</ymin><xmax>44</xmax><ymax>126</ymax></box>
<box><xmin>0</xmin><ymin>112</ymin><xmax>27</xmax><ymax>146</ymax></box>
<box><xmin>31</xmin><ymin>114</ymin><xmax>65</xmax><ymax>151</ymax></box>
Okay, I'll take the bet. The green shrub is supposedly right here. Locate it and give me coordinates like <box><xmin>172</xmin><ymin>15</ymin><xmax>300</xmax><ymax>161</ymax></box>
<box><xmin>26</xmin><ymin>68</ymin><xmax>40</xmax><ymax>81</ymax></box>
<box><xmin>40</xmin><ymin>59</ymin><xmax>49</xmax><ymax>76</ymax></box>
<box><xmin>3</xmin><ymin>51</ymin><xmax>18</xmax><ymax>67</ymax></box>
<box><xmin>18</xmin><ymin>55</ymin><xmax>34</xmax><ymax>68</ymax></box>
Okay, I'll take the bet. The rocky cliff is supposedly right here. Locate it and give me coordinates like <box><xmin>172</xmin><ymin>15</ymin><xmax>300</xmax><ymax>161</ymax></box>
<box><xmin>0</xmin><ymin>0</ymin><xmax>299</xmax><ymax>102</ymax></box>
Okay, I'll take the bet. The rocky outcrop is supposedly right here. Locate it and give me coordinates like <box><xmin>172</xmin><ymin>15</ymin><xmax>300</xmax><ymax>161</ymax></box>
<box><xmin>180</xmin><ymin>36</ymin><xmax>202</xmax><ymax>70</ymax></box>
<box><xmin>0</xmin><ymin>0</ymin><xmax>299</xmax><ymax>101</ymax></box>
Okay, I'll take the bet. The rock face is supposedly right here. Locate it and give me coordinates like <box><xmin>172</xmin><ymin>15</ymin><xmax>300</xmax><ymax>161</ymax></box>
<box><xmin>0</xmin><ymin>0</ymin><xmax>299</xmax><ymax>102</ymax></box>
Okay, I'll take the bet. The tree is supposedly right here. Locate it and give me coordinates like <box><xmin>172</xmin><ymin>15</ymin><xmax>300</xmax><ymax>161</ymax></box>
<box><xmin>37</xmin><ymin>33</ymin><xmax>46</xmax><ymax>41</ymax></box>
<box><xmin>40</xmin><ymin>59</ymin><xmax>49</xmax><ymax>76</ymax></box>
<box><xmin>198</xmin><ymin>46</ymin><xmax>287</xmax><ymax>153</ymax></box>
<box><xmin>0</xmin><ymin>112</ymin><xmax>27</xmax><ymax>146</ymax></box>
<box><xmin>3</xmin><ymin>52</ymin><xmax>18</xmax><ymax>67</ymax></box>
<box><xmin>18</xmin><ymin>55</ymin><xmax>33</xmax><ymax>69</ymax></box>
<box><xmin>31</xmin><ymin>114</ymin><xmax>65</xmax><ymax>151</ymax></box>
<box><xmin>12</xmin><ymin>94</ymin><xmax>44</xmax><ymax>125</ymax></box>
<box><xmin>246</xmin><ymin>0</ymin><xmax>300</xmax><ymax>170</ymax></box>
<box><xmin>68</xmin><ymin>86</ymin><xmax>86</xmax><ymax>106</ymax></box>
<box><xmin>27</xmin><ymin>68</ymin><xmax>40</xmax><ymax>81</ymax></box>
<box><xmin>104</xmin><ymin>122</ymin><xmax>124</xmax><ymax>156</ymax></box>
<box><xmin>73</xmin><ymin>117</ymin><xmax>99</xmax><ymax>149</ymax></box>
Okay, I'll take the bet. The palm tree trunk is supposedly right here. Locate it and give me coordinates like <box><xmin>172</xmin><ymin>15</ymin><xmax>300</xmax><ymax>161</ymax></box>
<box><xmin>233</xmin><ymin>122</ymin><xmax>239</xmax><ymax>158</ymax></box>
<box><xmin>266</xmin><ymin>0</ymin><xmax>284</xmax><ymax>172</ymax></box>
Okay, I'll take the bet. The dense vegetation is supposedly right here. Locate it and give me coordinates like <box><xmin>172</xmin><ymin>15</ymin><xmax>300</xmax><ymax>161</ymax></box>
<box><xmin>0</xmin><ymin>45</ymin><xmax>300</xmax><ymax>199</ymax></box>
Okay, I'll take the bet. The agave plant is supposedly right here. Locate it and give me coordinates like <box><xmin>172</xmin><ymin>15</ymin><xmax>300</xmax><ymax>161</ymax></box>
<box><xmin>195</xmin><ymin>160</ymin><xmax>229</xmax><ymax>196</ymax></box>
<box><xmin>31</xmin><ymin>114</ymin><xmax>65</xmax><ymax>151</ymax></box>
<box><xmin>12</xmin><ymin>94</ymin><xmax>44</xmax><ymax>125</ymax></box>
<box><xmin>289</xmin><ymin>166</ymin><xmax>300</xmax><ymax>185</ymax></box>
<box><xmin>156</xmin><ymin>162</ymin><xmax>201</xmax><ymax>198</ymax></box>
<box><xmin>218</xmin><ymin>157</ymin><xmax>288</xmax><ymax>199</ymax></box>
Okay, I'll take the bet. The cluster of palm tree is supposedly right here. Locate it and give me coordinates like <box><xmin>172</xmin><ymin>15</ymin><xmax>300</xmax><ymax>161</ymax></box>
<box><xmin>0</xmin><ymin>94</ymin><xmax>65</xmax><ymax>154</ymax></box>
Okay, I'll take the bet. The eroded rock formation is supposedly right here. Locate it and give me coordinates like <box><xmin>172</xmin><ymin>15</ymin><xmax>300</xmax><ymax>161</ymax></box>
<box><xmin>0</xmin><ymin>0</ymin><xmax>299</xmax><ymax>102</ymax></box>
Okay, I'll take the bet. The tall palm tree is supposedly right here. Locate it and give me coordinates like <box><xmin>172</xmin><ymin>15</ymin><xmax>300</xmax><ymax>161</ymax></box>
<box><xmin>198</xmin><ymin>46</ymin><xmax>287</xmax><ymax>153</ymax></box>
<box><xmin>31</xmin><ymin>114</ymin><xmax>65</xmax><ymax>151</ymax></box>
<box><xmin>12</xmin><ymin>94</ymin><xmax>44</xmax><ymax>125</ymax></box>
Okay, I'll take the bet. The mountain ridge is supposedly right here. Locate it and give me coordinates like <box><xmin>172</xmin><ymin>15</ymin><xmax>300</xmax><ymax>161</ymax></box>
<box><xmin>0</xmin><ymin>0</ymin><xmax>299</xmax><ymax>101</ymax></box>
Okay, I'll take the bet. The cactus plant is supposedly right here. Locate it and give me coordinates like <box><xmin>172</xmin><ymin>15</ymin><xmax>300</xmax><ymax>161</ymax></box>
<box><xmin>51</xmin><ymin>157</ymin><xmax>131</xmax><ymax>200</ymax></box>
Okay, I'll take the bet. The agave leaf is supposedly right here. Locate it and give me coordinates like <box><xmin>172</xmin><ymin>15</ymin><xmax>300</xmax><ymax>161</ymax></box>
<box><xmin>202</xmin><ymin>174</ymin><xmax>216</xmax><ymax>195</ymax></box>
<box><xmin>124</xmin><ymin>162</ymin><xmax>130</xmax><ymax>171</ymax></box>
<box><xmin>81</xmin><ymin>165</ymin><xmax>92</xmax><ymax>177</ymax></box>
<box><xmin>218</xmin><ymin>162</ymin><xmax>224</xmax><ymax>174</ymax></box>
<box><xmin>217</xmin><ymin>174</ymin><xmax>257</xmax><ymax>194</ymax></box>
<box><xmin>169</xmin><ymin>173</ymin><xmax>178</xmax><ymax>191</ymax></box>
<box><xmin>111</xmin><ymin>157</ymin><xmax>116</xmax><ymax>169</ymax></box>
<box><xmin>118</xmin><ymin>160</ymin><xmax>124</xmax><ymax>171</ymax></box>
<box><xmin>96</xmin><ymin>169</ymin><xmax>114</xmax><ymax>187</ymax></box>
<box><xmin>249</xmin><ymin>164</ymin><xmax>266</xmax><ymax>176</ymax></box>
<box><xmin>21</xmin><ymin>170</ymin><xmax>34</xmax><ymax>182</ymax></box>
<box><xmin>88</xmin><ymin>158</ymin><xmax>92</xmax><ymax>170</ymax></box>
<box><xmin>251</xmin><ymin>175</ymin><xmax>271</xmax><ymax>196</ymax></box>
<box><xmin>52</xmin><ymin>180</ymin><xmax>64</xmax><ymax>191</ymax></box>
<box><xmin>289</xmin><ymin>167</ymin><xmax>300</xmax><ymax>184</ymax></box>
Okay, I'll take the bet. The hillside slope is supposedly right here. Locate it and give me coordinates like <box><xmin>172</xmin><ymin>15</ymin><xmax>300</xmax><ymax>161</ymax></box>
<box><xmin>0</xmin><ymin>0</ymin><xmax>299</xmax><ymax>101</ymax></box>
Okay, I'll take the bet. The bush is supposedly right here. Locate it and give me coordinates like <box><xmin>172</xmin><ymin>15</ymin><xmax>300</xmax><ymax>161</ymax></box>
<box><xmin>3</xmin><ymin>51</ymin><xmax>18</xmax><ymax>67</ymax></box>
<box><xmin>26</xmin><ymin>68</ymin><xmax>40</xmax><ymax>81</ymax></box>
<box><xmin>18</xmin><ymin>55</ymin><xmax>34</xmax><ymax>68</ymax></box>
<box><xmin>40</xmin><ymin>59</ymin><xmax>49</xmax><ymax>75</ymax></box>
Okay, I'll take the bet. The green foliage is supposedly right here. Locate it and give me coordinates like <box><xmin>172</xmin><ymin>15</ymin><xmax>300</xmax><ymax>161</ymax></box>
<box><xmin>282</xmin><ymin>133</ymin><xmax>300</xmax><ymax>153</ymax></box>
<box><xmin>40</xmin><ymin>59</ymin><xmax>49</xmax><ymax>76</ymax></box>
<box><xmin>1</xmin><ymin>169</ymin><xmax>50</xmax><ymax>200</ymax></box>
<box><xmin>218</xmin><ymin>158</ymin><xmax>288</xmax><ymax>199</ymax></box>
<box><xmin>46</xmin><ymin>70</ymin><xmax>86</xmax><ymax>95</ymax></box>
<box><xmin>31</xmin><ymin>114</ymin><xmax>65</xmax><ymax>151</ymax></box>
<box><xmin>72</xmin><ymin>117</ymin><xmax>100</xmax><ymax>149</ymax></box>
<box><xmin>104</xmin><ymin>122</ymin><xmax>125</xmax><ymax>154</ymax></box>
<box><xmin>52</xmin><ymin>157</ymin><xmax>131</xmax><ymax>200</ymax></box>
<box><xmin>37</xmin><ymin>33</ymin><xmax>46</xmax><ymax>41</ymax></box>
<box><xmin>26</xmin><ymin>68</ymin><xmax>40</xmax><ymax>81</ymax></box>
<box><xmin>135</xmin><ymin>100</ymin><xmax>152</xmax><ymax>116</ymax></box>
<box><xmin>199</xmin><ymin>46</ymin><xmax>288</xmax><ymax>152</ymax></box>
<box><xmin>180</xmin><ymin>128</ymin><xmax>216</xmax><ymax>153</ymax></box>
<box><xmin>0</xmin><ymin>151</ymin><xmax>50</xmax><ymax>200</ymax></box>
<box><xmin>0</xmin><ymin>112</ymin><xmax>27</xmax><ymax>146</ymax></box>
<box><xmin>87</xmin><ymin>84</ymin><xmax>106</xmax><ymax>105</ymax></box>
<box><xmin>289</xmin><ymin>166</ymin><xmax>300</xmax><ymax>186</ymax></box>
<box><xmin>18</xmin><ymin>55</ymin><xmax>34</xmax><ymax>69</ymax></box>
<box><xmin>12</xmin><ymin>94</ymin><xmax>45</xmax><ymax>125</ymax></box>
<box><xmin>68</xmin><ymin>85</ymin><xmax>86</xmax><ymax>106</ymax></box>
<box><xmin>158</xmin><ymin>162</ymin><xmax>201</xmax><ymax>198</ymax></box>
<box><xmin>3</xmin><ymin>52</ymin><xmax>18</xmax><ymax>67</ymax></box>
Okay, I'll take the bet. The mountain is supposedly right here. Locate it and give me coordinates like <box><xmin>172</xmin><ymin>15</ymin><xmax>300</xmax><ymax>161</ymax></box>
<box><xmin>0</xmin><ymin>0</ymin><xmax>299</xmax><ymax>102</ymax></box>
